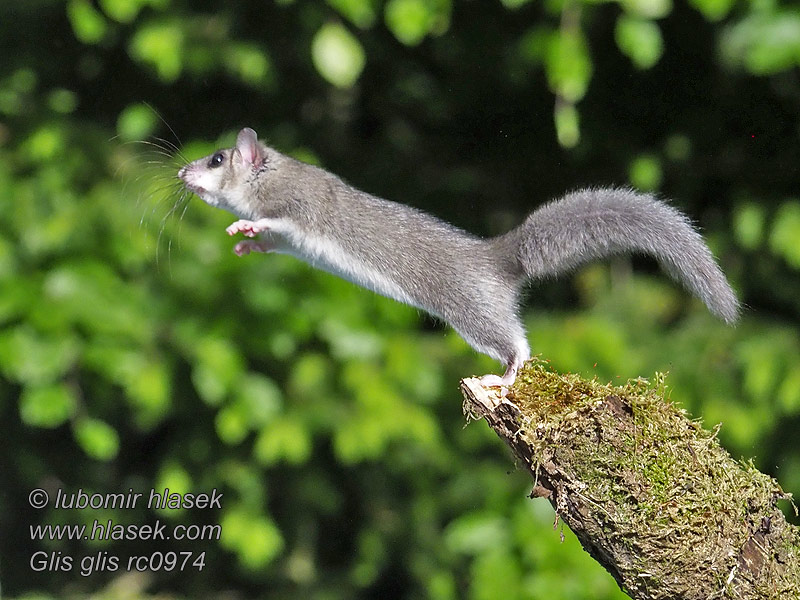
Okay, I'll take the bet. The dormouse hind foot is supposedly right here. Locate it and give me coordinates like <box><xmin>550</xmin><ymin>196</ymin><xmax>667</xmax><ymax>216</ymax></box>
<box><xmin>478</xmin><ymin>362</ymin><xmax>521</xmax><ymax>395</ymax></box>
<box><xmin>477</xmin><ymin>376</ymin><xmax>508</xmax><ymax>398</ymax></box>
<box><xmin>226</xmin><ymin>219</ymin><xmax>271</xmax><ymax>237</ymax></box>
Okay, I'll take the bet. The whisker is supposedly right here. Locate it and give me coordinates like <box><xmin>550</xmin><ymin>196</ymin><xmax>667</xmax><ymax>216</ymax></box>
<box><xmin>143</xmin><ymin>102</ymin><xmax>185</xmax><ymax>160</ymax></box>
<box><xmin>155</xmin><ymin>189</ymin><xmax>192</xmax><ymax>270</ymax></box>
<box><xmin>127</xmin><ymin>140</ymin><xmax>182</xmax><ymax>161</ymax></box>
<box><xmin>178</xmin><ymin>195</ymin><xmax>191</xmax><ymax>221</ymax></box>
<box><xmin>152</xmin><ymin>186</ymin><xmax>184</xmax><ymax>223</ymax></box>
<box><xmin>111</xmin><ymin>110</ymin><xmax>195</xmax><ymax>276</ymax></box>
<box><xmin>158</xmin><ymin>189</ymin><xmax>188</xmax><ymax>240</ymax></box>
<box><xmin>140</xmin><ymin>186</ymin><xmax>180</xmax><ymax>229</ymax></box>
<box><xmin>175</xmin><ymin>195</ymin><xmax>192</xmax><ymax>251</ymax></box>
<box><xmin>142</xmin><ymin>185</ymin><xmax>184</xmax><ymax>216</ymax></box>
<box><xmin>153</xmin><ymin>136</ymin><xmax>188</xmax><ymax>162</ymax></box>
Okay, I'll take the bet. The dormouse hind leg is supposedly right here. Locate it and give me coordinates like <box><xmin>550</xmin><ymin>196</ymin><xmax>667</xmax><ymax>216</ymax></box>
<box><xmin>478</xmin><ymin>360</ymin><xmax>523</xmax><ymax>388</ymax></box>
<box><xmin>450</xmin><ymin>312</ymin><xmax>530</xmax><ymax>390</ymax></box>
<box><xmin>477</xmin><ymin>340</ymin><xmax>530</xmax><ymax>391</ymax></box>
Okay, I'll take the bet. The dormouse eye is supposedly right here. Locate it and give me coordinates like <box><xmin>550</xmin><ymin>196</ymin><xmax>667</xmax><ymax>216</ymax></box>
<box><xmin>208</xmin><ymin>152</ymin><xmax>225</xmax><ymax>168</ymax></box>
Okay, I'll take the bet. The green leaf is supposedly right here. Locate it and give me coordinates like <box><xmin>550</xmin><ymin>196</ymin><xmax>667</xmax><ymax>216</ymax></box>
<box><xmin>99</xmin><ymin>0</ymin><xmax>167</xmax><ymax>23</ymax></box>
<box><xmin>117</xmin><ymin>103</ymin><xmax>159</xmax><ymax>141</ymax></box>
<box><xmin>721</xmin><ymin>12</ymin><xmax>800</xmax><ymax>75</ymax></box>
<box><xmin>688</xmin><ymin>0</ymin><xmax>734</xmax><ymax>22</ymax></box>
<box><xmin>327</xmin><ymin>0</ymin><xmax>378</xmax><ymax>28</ymax></box>
<box><xmin>311</xmin><ymin>23</ymin><xmax>366</xmax><ymax>88</ymax></box>
<box><xmin>215</xmin><ymin>405</ymin><xmax>250</xmax><ymax>445</ymax></box>
<box><xmin>733</xmin><ymin>201</ymin><xmax>766</xmax><ymax>250</ymax></box>
<box><xmin>74</xmin><ymin>418</ymin><xmax>120</xmax><ymax>460</ymax></box>
<box><xmin>615</xmin><ymin>16</ymin><xmax>664</xmax><ymax>70</ymax></box>
<box><xmin>19</xmin><ymin>383</ymin><xmax>77</xmax><ymax>428</ymax></box>
<box><xmin>445</xmin><ymin>512</ymin><xmax>508</xmax><ymax>555</ymax></box>
<box><xmin>0</xmin><ymin>326</ymin><xmax>79</xmax><ymax>385</ymax></box>
<box><xmin>129</xmin><ymin>20</ymin><xmax>185</xmax><ymax>81</ymax></box>
<box><xmin>67</xmin><ymin>0</ymin><xmax>109</xmax><ymax>44</ymax></box>
<box><xmin>221</xmin><ymin>508</ymin><xmax>284</xmax><ymax>569</ymax></box>
<box><xmin>254</xmin><ymin>417</ymin><xmax>312</xmax><ymax>465</ymax></box>
<box><xmin>151</xmin><ymin>463</ymin><xmax>193</xmax><ymax>517</ymax></box>
<box><xmin>42</xmin><ymin>261</ymin><xmax>155</xmax><ymax>342</ymax></box>
<box><xmin>9</xmin><ymin>68</ymin><xmax>37</xmax><ymax>94</ymax></box>
<box><xmin>426</xmin><ymin>570</ymin><xmax>458</xmax><ymax>600</ymax></box>
<box><xmin>517</xmin><ymin>26</ymin><xmax>553</xmax><ymax>65</ymax></box>
<box><xmin>47</xmin><ymin>89</ymin><xmax>79</xmax><ymax>114</ymax></box>
<box><xmin>620</xmin><ymin>0</ymin><xmax>672</xmax><ymax>19</ymax></box>
<box><xmin>736</xmin><ymin>335</ymin><xmax>790</xmax><ymax>404</ymax></box>
<box><xmin>288</xmin><ymin>353</ymin><xmax>333</xmax><ymax>397</ymax></box>
<box><xmin>191</xmin><ymin>337</ymin><xmax>246</xmax><ymax>405</ymax></box>
<box><xmin>223</xmin><ymin>43</ymin><xmax>273</xmax><ymax>87</ymax></box>
<box><xmin>23</xmin><ymin>126</ymin><xmax>67</xmax><ymax>163</ymax></box>
<box><xmin>554</xmin><ymin>101</ymin><xmax>580</xmax><ymax>149</ymax></box>
<box><xmin>319</xmin><ymin>319</ymin><xmax>382</xmax><ymax>359</ymax></box>
<box><xmin>82</xmin><ymin>345</ymin><xmax>171</xmax><ymax>424</ymax></box>
<box><xmin>385</xmin><ymin>0</ymin><xmax>431</xmax><ymax>46</ymax></box>
<box><xmin>470</xmin><ymin>549</ymin><xmax>523</xmax><ymax>600</ymax></box>
<box><xmin>545</xmin><ymin>30</ymin><xmax>593</xmax><ymax>103</ymax></box>
<box><xmin>99</xmin><ymin>0</ymin><xmax>142</xmax><ymax>23</ymax></box>
<box><xmin>333</xmin><ymin>413</ymin><xmax>387</xmax><ymax>463</ymax></box>
<box><xmin>501</xmin><ymin>0</ymin><xmax>531</xmax><ymax>9</ymax></box>
<box><xmin>156</xmin><ymin>462</ymin><xmax>193</xmax><ymax>496</ymax></box>
<box><xmin>352</xmin><ymin>528</ymin><xmax>386</xmax><ymax>586</ymax></box>
<box><xmin>778</xmin><ymin>366</ymin><xmax>800</xmax><ymax>413</ymax></box>
<box><xmin>0</xmin><ymin>281</ymin><xmax>28</xmax><ymax>326</ymax></box>
<box><xmin>192</xmin><ymin>364</ymin><xmax>227</xmax><ymax>406</ymax></box>
<box><xmin>629</xmin><ymin>154</ymin><xmax>662</xmax><ymax>191</ymax></box>
<box><xmin>769</xmin><ymin>200</ymin><xmax>800</xmax><ymax>268</ymax></box>
<box><xmin>126</xmin><ymin>360</ymin><xmax>172</xmax><ymax>421</ymax></box>
<box><xmin>234</xmin><ymin>373</ymin><xmax>283</xmax><ymax>426</ymax></box>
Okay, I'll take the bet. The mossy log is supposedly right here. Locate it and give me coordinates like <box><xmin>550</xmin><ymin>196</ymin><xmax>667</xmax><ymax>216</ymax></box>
<box><xmin>460</xmin><ymin>359</ymin><xmax>800</xmax><ymax>599</ymax></box>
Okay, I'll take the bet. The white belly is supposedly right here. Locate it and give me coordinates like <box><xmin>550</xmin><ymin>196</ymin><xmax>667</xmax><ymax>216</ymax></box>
<box><xmin>266</xmin><ymin>219</ymin><xmax>419</xmax><ymax>309</ymax></box>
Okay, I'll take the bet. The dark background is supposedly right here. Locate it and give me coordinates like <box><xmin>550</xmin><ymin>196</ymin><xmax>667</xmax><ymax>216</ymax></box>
<box><xmin>1</xmin><ymin>0</ymin><xmax>799</xmax><ymax>598</ymax></box>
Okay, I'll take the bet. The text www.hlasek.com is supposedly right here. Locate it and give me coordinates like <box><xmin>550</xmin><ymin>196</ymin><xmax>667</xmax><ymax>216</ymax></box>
<box><xmin>30</xmin><ymin>519</ymin><xmax>221</xmax><ymax>542</ymax></box>
<box><xmin>28</xmin><ymin>487</ymin><xmax>223</xmax><ymax>576</ymax></box>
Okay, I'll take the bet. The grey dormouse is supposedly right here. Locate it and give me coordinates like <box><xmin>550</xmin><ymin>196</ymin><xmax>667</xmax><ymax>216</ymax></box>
<box><xmin>178</xmin><ymin>127</ymin><xmax>739</xmax><ymax>387</ymax></box>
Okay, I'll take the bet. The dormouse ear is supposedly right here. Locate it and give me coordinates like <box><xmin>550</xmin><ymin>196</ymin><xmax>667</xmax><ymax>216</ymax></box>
<box><xmin>235</xmin><ymin>127</ymin><xmax>264</xmax><ymax>167</ymax></box>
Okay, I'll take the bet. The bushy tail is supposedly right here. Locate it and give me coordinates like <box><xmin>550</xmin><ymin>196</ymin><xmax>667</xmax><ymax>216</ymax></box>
<box><xmin>498</xmin><ymin>188</ymin><xmax>740</xmax><ymax>323</ymax></box>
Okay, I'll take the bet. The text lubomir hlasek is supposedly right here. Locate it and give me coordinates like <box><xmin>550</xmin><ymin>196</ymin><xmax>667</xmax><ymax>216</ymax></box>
<box><xmin>52</xmin><ymin>488</ymin><xmax>222</xmax><ymax>510</ymax></box>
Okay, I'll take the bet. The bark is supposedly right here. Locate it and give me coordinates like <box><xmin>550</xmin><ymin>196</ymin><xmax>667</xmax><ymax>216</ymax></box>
<box><xmin>460</xmin><ymin>360</ymin><xmax>800</xmax><ymax>600</ymax></box>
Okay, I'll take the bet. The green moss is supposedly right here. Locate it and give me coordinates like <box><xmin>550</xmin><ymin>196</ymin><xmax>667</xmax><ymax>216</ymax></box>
<box><xmin>501</xmin><ymin>358</ymin><xmax>800</xmax><ymax>599</ymax></box>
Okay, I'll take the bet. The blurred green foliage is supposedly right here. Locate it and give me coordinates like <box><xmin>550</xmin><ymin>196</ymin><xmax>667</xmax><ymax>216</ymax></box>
<box><xmin>1</xmin><ymin>0</ymin><xmax>799</xmax><ymax>599</ymax></box>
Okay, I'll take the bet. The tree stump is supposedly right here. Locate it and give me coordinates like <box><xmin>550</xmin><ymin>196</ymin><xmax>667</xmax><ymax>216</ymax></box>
<box><xmin>460</xmin><ymin>359</ymin><xmax>799</xmax><ymax>599</ymax></box>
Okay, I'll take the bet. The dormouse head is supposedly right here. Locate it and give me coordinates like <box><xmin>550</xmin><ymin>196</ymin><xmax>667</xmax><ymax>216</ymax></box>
<box><xmin>178</xmin><ymin>127</ymin><xmax>271</xmax><ymax>218</ymax></box>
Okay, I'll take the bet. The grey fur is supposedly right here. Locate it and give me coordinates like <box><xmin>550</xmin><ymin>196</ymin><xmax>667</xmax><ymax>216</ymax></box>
<box><xmin>179</xmin><ymin>128</ymin><xmax>740</xmax><ymax>384</ymax></box>
<box><xmin>497</xmin><ymin>188</ymin><xmax>740</xmax><ymax>324</ymax></box>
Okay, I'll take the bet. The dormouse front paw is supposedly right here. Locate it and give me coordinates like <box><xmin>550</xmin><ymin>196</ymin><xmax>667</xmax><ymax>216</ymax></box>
<box><xmin>226</xmin><ymin>219</ymin><xmax>270</xmax><ymax>237</ymax></box>
<box><xmin>233</xmin><ymin>240</ymin><xmax>273</xmax><ymax>256</ymax></box>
